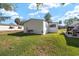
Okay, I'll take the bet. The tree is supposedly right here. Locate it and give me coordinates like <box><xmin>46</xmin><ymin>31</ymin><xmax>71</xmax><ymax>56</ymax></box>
<box><xmin>0</xmin><ymin>3</ymin><xmax>16</xmax><ymax>23</ymax></box>
<box><xmin>20</xmin><ymin>21</ymin><xmax>25</xmax><ymax>25</ymax></box>
<box><xmin>44</xmin><ymin>12</ymin><xmax>52</xmax><ymax>23</ymax></box>
<box><xmin>64</xmin><ymin>17</ymin><xmax>79</xmax><ymax>26</ymax></box>
<box><xmin>0</xmin><ymin>3</ymin><xmax>16</xmax><ymax>11</ymax></box>
<box><xmin>59</xmin><ymin>20</ymin><xmax>62</xmax><ymax>24</ymax></box>
<box><xmin>36</xmin><ymin>3</ymin><xmax>43</xmax><ymax>10</ymax></box>
<box><xmin>15</xmin><ymin>18</ymin><xmax>21</xmax><ymax>25</ymax></box>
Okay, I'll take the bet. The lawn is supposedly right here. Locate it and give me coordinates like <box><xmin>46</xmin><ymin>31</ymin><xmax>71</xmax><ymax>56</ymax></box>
<box><xmin>0</xmin><ymin>30</ymin><xmax>79</xmax><ymax>56</ymax></box>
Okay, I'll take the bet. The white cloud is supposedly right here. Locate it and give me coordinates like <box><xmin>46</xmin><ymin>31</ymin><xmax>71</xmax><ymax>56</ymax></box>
<box><xmin>28</xmin><ymin>3</ymin><xmax>70</xmax><ymax>10</ymax></box>
<box><xmin>28</xmin><ymin>3</ymin><xmax>70</xmax><ymax>21</ymax></box>
<box><xmin>62</xmin><ymin>3</ymin><xmax>70</xmax><ymax>6</ymax></box>
<box><xmin>43</xmin><ymin>3</ymin><xmax>61</xmax><ymax>8</ymax></box>
<box><xmin>51</xmin><ymin>16</ymin><xmax>58</xmax><ymax>20</ymax></box>
<box><xmin>28</xmin><ymin>3</ymin><xmax>62</xmax><ymax>10</ymax></box>
<box><xmin>0</xmin><ymin>8</ymin><xmax>22</xmax><ymax>20</ymax></box>
<box><xmin>28</xmin><ymin>11</ymin><xmax>39</xmax><ymax>16</ymax></box>
<box><xmin>0</xmin><ymin>8</ymin><xmax>19</xmax><ymax>16</ymax></box>
<box><xmin>59</xmin><ymin>5</ymin><xmax>79</xmax><ymax>20</ymax></box>
<box><xmin>0</xmin><ymin>8</ymin><xmax>6</xmax><ymax>14</ymax></box>
<box><xmin>28</xmin><ymin>3</ymin><xmax>69</xmax><ymax>18</ymax></box>
<box><xmin>3</xmin><ymin>11</ymin><xmax>19</xmax><ymax>19</ymax></box>
<box><xmin>51</xmin><ymin>16</ymin><xmax>57</xmax><ymax>22</ymax></box>
<box><xmin>11</xmin><ymin>15</ymin><xmax>23</xmax><ymax>20</ymax></box>
<box><xmin>28</xmin><ymin>7</ymin><xmax>49</xmax><ymax>17</ymax></box>
<box><xmin>28</xmin><ymin>3</ymin><xmax>37</xmax><ymax>10</ymax></box>
<box><xmin>74</xmin><ymin>5</ymin><xmax>79</xmax><ymax>10</ymax></box>
<box><xmin>28</xmin><ymin>3</ymin><xmax>50</xmax><ymax>17</ymax></box>
<box><xmin>40</xmin><ymin>7</ymin><xmax>49</xmax><ymax>13</ymax></box>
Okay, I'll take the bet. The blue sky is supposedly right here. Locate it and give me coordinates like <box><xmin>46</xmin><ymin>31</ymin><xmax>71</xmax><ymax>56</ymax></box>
<box><xmin>1</xmin><ymin>3</ymin><xmax>79</xmax><ymax>25</ymax></box>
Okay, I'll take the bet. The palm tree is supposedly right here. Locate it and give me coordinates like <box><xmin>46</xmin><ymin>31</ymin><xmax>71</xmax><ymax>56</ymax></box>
<box><xmin>36</xmin><ymin>3</ymin><xmax>43</xmax><ymax>10</ymax></box>
<box><xmin>36</xmin><ymin>3</ymin><xmax>65</xmax><ymax>10</ymax></box>
<box><xmin>15</xmin><ymin>18</ymin><xmax>22</xmax><ymax>29</ymax></box>
<box><xmin>59</xmin><ymin>20</ymin><xmax>62</xmax><ymax>24</ymax></box>
<box><xmin>15</xmin><ymin>18</ymin><xmax>21</xmax><ymax>25</ymax></box>
<box><xmin>44</xmin><ymin>12</ymin><xmax>52</xmax><ymax>23</ymax></box>
<box><xmin>36</xmin><ymin>3</ymin><xmax>65</xmax><ymax>22</ymax></box>
<box><xmin>15</xmin><ymin>18</ymin><xmax>21</xmax><ymax>29</ymax></box>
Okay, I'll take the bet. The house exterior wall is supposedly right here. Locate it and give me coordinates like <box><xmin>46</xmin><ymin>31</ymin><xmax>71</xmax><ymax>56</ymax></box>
<box><xmin>48</xmin><ymin>23</ymin><xmax>58</xmax><ymax>32</ymax></box>
<box><xmin>0</xmin><ymin>25</ymin><xmax>24</xmax><ymax>31</ymax></box>
<box><xmin>24</xmin><ymin>19</ymin><xmax>58</xmax><ymax>35</ymax></box>
<box><xmin>24</xmin><ymin>20</ymin><xmax>43</xmax><ymax>34</ymax></box>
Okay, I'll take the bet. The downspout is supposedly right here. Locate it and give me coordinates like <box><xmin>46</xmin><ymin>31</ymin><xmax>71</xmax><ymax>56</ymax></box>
<box><xmin>43</xmin><ymin>20</ymin><xmax>46</xmax><ymax>35</ymax></box>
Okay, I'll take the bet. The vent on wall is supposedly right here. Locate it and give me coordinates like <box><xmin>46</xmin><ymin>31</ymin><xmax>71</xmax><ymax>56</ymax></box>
<box><xmin>27</xmin><ymin>30</ymin><xmax>33</xmax><ymax>33</ymax></box>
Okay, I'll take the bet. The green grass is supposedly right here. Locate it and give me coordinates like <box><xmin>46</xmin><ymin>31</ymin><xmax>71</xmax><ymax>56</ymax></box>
<box><xmin>0</xmin><ymin>30</ymin><xmax>79</xmax><ymax>56</ymax></box>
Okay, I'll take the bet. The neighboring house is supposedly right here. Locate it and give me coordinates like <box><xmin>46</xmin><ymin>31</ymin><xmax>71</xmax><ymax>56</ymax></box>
<box><xmin>65</xmin><ymin>21</ymin><xmax>79</xmax><ymax>38</ymax></box>
<box><xmin>24</xmin><ymin>18</ymin><xmax>58</xmax><ymax>35</ymax></box>
<box><xmin>67</xmin><ymin>21</ymin><xmax>79</xmax><ymax>32</ymax></box>
<box><xmin>70</xmin><ymin>21</ymin><xmax>79</xmax><ymax>32</ymax></box>
<box><xmin>58</xmin><ymin>24</ymin><xmax>66</xmax><ymax>29</ymax></box>
<box><xmin>0</xmin><ymin>24</ymin><xmax>24</xmax><ymax>31</ymax></box>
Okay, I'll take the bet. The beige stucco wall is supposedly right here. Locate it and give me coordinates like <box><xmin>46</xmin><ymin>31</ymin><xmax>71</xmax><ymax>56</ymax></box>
<box><xmin>24</xmin><ymin>20</ymin><xmax>58</xmax><ymax>35</ymax></box>
<box><xmin>48</xmin><ymin>23</ymin><xmax>58</xmax><ymax>32</ymax></box>
<box><xmin>24</xmin><ymin>20</ymin><xmax>43</xmax><ymax>34</ymax></box>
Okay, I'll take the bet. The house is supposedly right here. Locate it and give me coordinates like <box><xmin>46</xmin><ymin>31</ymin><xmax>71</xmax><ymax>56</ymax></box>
<box><xmin>65</xmin><ymin>21</ymin><xmax>79</xmax><ymax>38</ymax></box>
<box><xmin>24</xmin><ymin>18</ymin><xmax>58</xmax><ymax>35</ymax></box>
<box><xmin>0</xmin><ymin>24</ymin><xmax>24</xmax><ymax>31</ymax></box>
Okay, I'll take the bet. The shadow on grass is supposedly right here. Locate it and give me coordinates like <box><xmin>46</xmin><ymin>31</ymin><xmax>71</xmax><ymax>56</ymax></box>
<box><xmin>62</xmin><ymin>33</ymin><xmax>79</xmax><ymax>47</ymax></box>
<box><xmin>8</xmin><ymin>31</ymin><xmax>40</xmax><ymax>37</ymax></box>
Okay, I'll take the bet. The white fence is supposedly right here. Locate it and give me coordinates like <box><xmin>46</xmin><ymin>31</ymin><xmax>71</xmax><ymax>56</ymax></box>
<box><xmin>0</xmin><ymin>25</ymin><xmax>24</xmax><ymax>31</ymax></box>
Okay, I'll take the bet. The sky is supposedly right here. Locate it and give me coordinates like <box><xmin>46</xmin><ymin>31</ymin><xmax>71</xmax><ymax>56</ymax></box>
<box><xmin>0</xmin><ymin>3</ymin><xmax>79</xmax><ymax>25</ymax></box>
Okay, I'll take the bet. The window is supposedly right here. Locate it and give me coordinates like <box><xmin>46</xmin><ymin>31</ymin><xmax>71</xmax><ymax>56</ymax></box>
<box><xmin>9</xmin><ymin>26</ymin><xmax>14</xmax><ymax>29</ymax></box>
<box><xmin>67</xmin><ymin>26</ymin><xmax>74</xmax><ymax>31</ymax></box>
<box><xmin>49</xmin><ymin>24</ymin><xmax>56</xmax><ymax>27</ymax></box>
